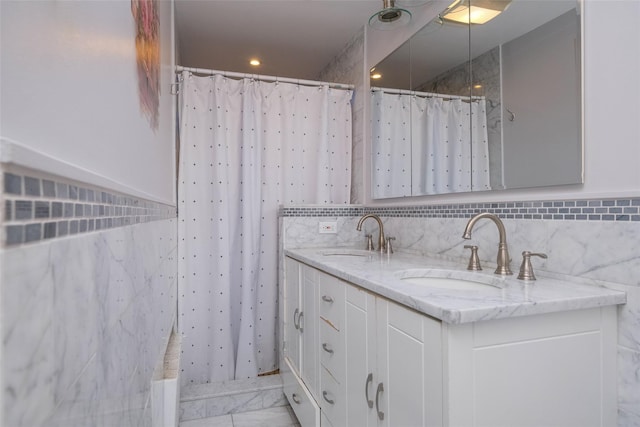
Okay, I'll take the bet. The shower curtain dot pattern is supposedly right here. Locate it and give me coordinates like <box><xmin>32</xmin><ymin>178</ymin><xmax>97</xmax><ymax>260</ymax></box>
<box><xmin>371</xmin><ymin>91</ymin><xmax>491</xmax><ymax>197</ymax></box>
<box><xmin>178</xmin><ymin>72</ymin><xmax>352</xmax><ymax>385</ymax></box>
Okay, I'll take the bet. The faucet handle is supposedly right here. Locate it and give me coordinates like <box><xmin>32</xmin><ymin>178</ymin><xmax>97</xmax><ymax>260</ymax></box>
<box><xmin>365</xmin><ymin>234</ymin><xmax>375</xmax><ymax>251</ymax></box>
<box><xmin>517</xmin><ymin>251</ymin><xmax>548</xmax><ymax>281</ymax></box>
<box><xmin>386</xmin><ymin>237</ymin><xmax>396</xmax><ymax>255</ymax></box>
<box><xmin>464</xmin><ymin>245</ymin><xmax>482</xmax><ymax>271</ymax></box>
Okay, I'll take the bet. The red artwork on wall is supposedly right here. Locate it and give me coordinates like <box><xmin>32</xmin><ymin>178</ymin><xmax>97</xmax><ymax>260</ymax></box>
<box><xmin>131</xmin><ymin>0</ymin><xmax>160</xmax><ymax>131</ymax></box>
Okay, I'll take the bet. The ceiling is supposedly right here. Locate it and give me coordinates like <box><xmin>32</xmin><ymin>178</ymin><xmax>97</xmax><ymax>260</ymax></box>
<box><xmin>174</xmin><ymin>1</ymin><xmax>579</xmax><ymax>88</ymax></box>
<box><xmin>174</xmin><ymin>1</ymin><xmax>384</xmax><ymax>80</ymax></box>
<box><xmin>375</xmin><ymin>0</ymin><xmax>578</xmax><ymax>89</ymax></box>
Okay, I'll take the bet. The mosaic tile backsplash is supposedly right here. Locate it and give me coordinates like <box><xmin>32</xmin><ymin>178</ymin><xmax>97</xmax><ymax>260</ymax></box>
<box><xmin>3</xmin><ymin>172</ymin><xmax>176</xmax><ymax>246</ymax></box>
<box><xmin>280</xmin><ymin>198</ymin><xmax>640</xmax><ymax>221</ymax></box>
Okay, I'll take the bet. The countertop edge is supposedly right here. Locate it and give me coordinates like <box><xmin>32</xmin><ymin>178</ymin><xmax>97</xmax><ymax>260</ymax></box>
<box><xmin>284</xmin><ymin>248</ymin><xmax>627</xmax><ymax>324</ymax></box>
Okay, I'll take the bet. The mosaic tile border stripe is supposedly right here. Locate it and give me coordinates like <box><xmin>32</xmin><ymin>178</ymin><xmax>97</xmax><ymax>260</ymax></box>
<box><xmin>280</xmin><ymin>198</ymin><xmax>640</xmax><ymax>221</ymax></box>
<box><xmin>3</xmin><ymin>172</ymin><xmax>177</xmax><ymax>247</ymax></box>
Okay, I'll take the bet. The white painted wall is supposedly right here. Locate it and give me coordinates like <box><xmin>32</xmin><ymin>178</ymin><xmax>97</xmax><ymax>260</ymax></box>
<box><xmin>364</xmin><ymin>0</ymin><xmax>640</xmax><ymax>204</ymax></box>
<box><xmin>0</xmin><ymin>0</ymin><xmax>176</xmax><ymax>204</ymax></box>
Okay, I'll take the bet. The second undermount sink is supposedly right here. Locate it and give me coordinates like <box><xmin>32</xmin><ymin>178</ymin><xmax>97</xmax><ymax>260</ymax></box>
<box><xmin>396</xmin><ymin>269</ymin><xmax>503</xmax><ymax>291</ymax></box>
<box><xmin>318</xmin><ymin>249</ymin><xmax>375</xmax><ymax>257</ymax></box>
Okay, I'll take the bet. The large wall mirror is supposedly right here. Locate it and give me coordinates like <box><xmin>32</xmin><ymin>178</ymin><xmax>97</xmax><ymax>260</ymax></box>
<box><xmin>371</xmin><ymin>0</ymin><xmax>583</xmax><ymax>199</ymax></box>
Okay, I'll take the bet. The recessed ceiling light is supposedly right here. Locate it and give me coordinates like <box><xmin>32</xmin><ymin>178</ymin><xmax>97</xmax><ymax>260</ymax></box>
<box><xmin>441</xmin><ymin>0</ymin><xmax>511</xmax><ymax>25</ymax></box>
<box><xmin>371</xmin><ymin>72</ymin><xmax>383</xmax><ymax>80</ymax></box>
<box><xmin>249</xmin><ymin>59</ymin><xmax>261</xmax><ymax>66</ymax></box>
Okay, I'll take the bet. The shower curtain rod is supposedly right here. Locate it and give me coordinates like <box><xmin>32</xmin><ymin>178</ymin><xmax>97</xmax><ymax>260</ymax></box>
<box><xmin>175</xmin><ymin>65</ymin><xmax>354</xmax><ymax>90</ymax></box>
<box><xmin>371</xmin><ymin>86</ymin><xmax>484</xmax><ymax>101</ymax></box>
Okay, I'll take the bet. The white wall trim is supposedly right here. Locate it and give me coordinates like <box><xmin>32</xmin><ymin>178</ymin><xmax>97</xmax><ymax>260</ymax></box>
<box><xmin>1</xmin><ymin>138</ymin><xmax>175</xmax><ymax>205</ymax></box>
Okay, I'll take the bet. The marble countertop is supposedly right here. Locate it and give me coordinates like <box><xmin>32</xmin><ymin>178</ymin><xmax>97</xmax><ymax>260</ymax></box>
<box><xmin>285</xmin><ymin>247</ymin><xmax>627</xmax><ymax>324</ymax></box>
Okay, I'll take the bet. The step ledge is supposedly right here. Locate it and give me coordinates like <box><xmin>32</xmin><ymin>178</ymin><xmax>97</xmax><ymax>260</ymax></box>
<box><xmin>180</xmin><ymin>374</ymin><xmax>282</xmax><ymax>402</ymax></box>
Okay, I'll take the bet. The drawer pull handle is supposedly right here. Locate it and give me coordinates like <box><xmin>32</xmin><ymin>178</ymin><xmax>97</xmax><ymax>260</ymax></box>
<box><xmin>298</xmin><ymin>311</ymin><xmax>304</xmax><ymax>333</ymax></box>
<box><xmin>365</xmin><ymin>373</ymin><xmax>374</xmax><ymax>408</ymax></box>
<box><xmin>322</xmin><ymin>343</ymin><xmax>334</xmax><ymax>354</ymax></box>
<box><xmin>375</xmin><ymin>382</ymin><xmax>384</xmax><ymax>421</ymax></box>
<box><xmin>322</xmin><ymin>391</ymin><xmax>335</xmax><ymax>405</ymax></box>
<box><xmin>322</xmin><ymin>295</ymin><xmax>334</xmax><ymax>303</ymax></box>
<box><xmin>293</xmin><ymin>308</ymin><xmax>300</xmax><ymax>330</ymax></box>
<box><xmin>292</xmin><ymin>393</ymin><xmax>301</xmax><ymax>404</ymax></box>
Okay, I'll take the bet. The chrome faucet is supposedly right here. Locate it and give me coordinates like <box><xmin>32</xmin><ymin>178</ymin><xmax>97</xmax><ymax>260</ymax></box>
<box><xmin>462</xmin><ymin>212</ymin><xmax>512</xmax><ymax>275</ymax></box>
<box><xmin>356</xmin><ymin>214</ymin><xmax>385</xmax><ymax>252</ymax></box>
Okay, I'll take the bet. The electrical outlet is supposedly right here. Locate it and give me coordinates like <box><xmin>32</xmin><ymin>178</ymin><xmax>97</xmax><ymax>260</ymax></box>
<box><xmin>319</xmin><ymin>221</ymin><xmax>337</xmax><ymax>234</ymax></box>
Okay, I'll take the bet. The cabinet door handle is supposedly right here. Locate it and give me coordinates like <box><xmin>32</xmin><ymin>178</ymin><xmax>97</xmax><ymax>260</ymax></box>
<box><xmin>292</xmin><ymin>393</ymin><xmax>301</xmax><ymax>404</ymax></box>
<box><xmin>365</xmin><ymin>373</ymin><xmax>374</xmax><ymax>408</ymax></box>
<box><xmin>322</xmin><ymin>295</ymin><xmax>334</xmax><ymax>303</ymax></box>
<box><xmin>293</xmin><ymin>308</ymin><xmax>300</xmax><ymax>330</ymax></box>
<box><xmin>322</xmin><ymin>390</ymin><xmax>335</xmax><ymax>405</ymax></box>
<box><xmin>375</xmin><ymin>382</ymin><xmax>384</xmax><ymax>421</ymax></box>
<box><xmin>322</xmin><ymin>343</ymin><xmax>334</xmax><ymax>354</ymax></box>
<box><xmin>298</xmin><ymin>311</ymin><xmax>304</xmax><ymax>333</ymax></box>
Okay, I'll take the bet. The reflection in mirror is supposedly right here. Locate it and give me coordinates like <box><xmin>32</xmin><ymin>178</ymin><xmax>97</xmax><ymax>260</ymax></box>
<box><xmin>371</xmin><ymin>38</ymin><xmax>413</xmax><ymax>198</ymax></box>
<box><xmin>371</xmin><ymin>14</ymin><xmax>479</xmax><ymax>198</ymax></box>
<box><xmin>370</xmin><ymin>0</ymin><xmax>582</xmax><ymax>199</ymax></box>
<box><xmin>471</xmin><ymin>2</ymin><xmax>582</xmax><ymax>189</ymax></box>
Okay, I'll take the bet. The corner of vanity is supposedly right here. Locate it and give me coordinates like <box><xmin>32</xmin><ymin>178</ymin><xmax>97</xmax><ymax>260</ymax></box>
<box><xmin>281</xmin><ymin>247</ymin><xmax>625</xmax><ymax>427</ymax></box>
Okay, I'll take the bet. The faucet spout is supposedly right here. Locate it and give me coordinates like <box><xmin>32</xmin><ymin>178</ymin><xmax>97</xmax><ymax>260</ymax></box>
<box><xmin>462</xmin><ymin>212</ymin><xmax>512</xmax><ymax>275</ymax></box>
<box><xmin>356</xmin><ymin>214</ymin><xmax>385</xmax><ymax>252</ymax></box>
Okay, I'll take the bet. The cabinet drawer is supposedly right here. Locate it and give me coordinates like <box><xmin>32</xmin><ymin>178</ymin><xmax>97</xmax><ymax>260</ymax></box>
<box><xmin>283</xmin><ymin>357</ymin><xmax>320</xmax><ymax>427</ymax></box>
<box><xmin>319</xmin><ymin>273</ymin><xmax>345</xmax><ymax>331</ymax></box>
<box><xmin>320</xmin><ymin>365</ymin><xmax>346</xmax><ymax>427</ymax></box>
<box><xmin>320</xmin><ymin>321</ymin><xmax>345</xmax><ymax>383</ymax></box>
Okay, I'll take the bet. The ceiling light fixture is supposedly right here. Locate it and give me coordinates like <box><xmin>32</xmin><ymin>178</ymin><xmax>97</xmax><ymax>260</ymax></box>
<box><xmin>369</xmin><ymin>0</ymin><xmax>412</xmax><ymax>31</ymax></box>
<box><xmin>370</xmin><ymin>67</ymin><xmax>382</xmax><ymax>80</ymax></box>
<box><xmin>441</xmin><ymin>0</ymin><xmax>511</xmax><ymax>25</ymax></box>
<box><xmin>249</xmin><ymin>59</ymin><xmax>261</xmax><ymax>66</ymax></box>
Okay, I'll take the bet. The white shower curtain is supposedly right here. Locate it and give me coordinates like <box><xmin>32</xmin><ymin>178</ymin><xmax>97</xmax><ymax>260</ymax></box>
<box><xmin>371</xmin><ymin>91</ymin><xmax>491</xmax><ymax>197</ymax></box>
<box><xmin>177</xmin><ymin>72</ymin><xmax>352</xmax><ymax>384</ymax></box>
<box><xmin>371</xmin><ymin>90</ymin><xmax>412</xmax><ymax>198</ymax></box>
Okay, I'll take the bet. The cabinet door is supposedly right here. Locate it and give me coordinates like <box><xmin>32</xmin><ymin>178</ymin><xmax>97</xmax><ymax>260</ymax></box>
<box><xmin>345</xmin><ymin>284</ymin><xmax>377</xmax><ymax>427</ymax></box>
<box><xmin>446</xmin><ymin>307</ymin><xmax>616</xmax><ymax>427</ymax></box>
<box><xmin>283</xmin><ymin>357</ymin><xmax>320</xmax><ymax>427</ymax></box>
<box><xmin>376</xmin><ymin>299</ymin><xmax>443</xmax><ymax>427</ymax></box>
<box><xmin>300</xmin><ymin>265</ymin><xmax>319</xmax><ymax>395</ymax></box>
<box><xmin>284</xmin><ymin>258</ymin><xmax>301</xmax><ymax>371</ymax></box>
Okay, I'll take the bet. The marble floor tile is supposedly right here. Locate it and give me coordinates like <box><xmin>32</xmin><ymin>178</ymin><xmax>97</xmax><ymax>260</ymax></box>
<box><xmin>179</xmin><ymin>406</ymin><xmax>300</xmax><ymax>427</ymax></box>
<box><xmin>179</xmin><ymin>414</ymin><xmax>233</xmax><ymax>427</ymax></box>
<box><xmin>232</xmin><ymin>406</ymin><xmax>299</xmax><ymax>427</ymax></box>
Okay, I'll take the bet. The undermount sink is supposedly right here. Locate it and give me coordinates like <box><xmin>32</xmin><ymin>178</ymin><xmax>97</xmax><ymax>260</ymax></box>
<box><xmin>396</xmin><ymin>269</ymin><xmax>503</xmax><ymax>291</ymax></box>
<box><xmin>318</xmin><ymin>249</ymin><xmax>375</xmax><ymax>257</ymax></box>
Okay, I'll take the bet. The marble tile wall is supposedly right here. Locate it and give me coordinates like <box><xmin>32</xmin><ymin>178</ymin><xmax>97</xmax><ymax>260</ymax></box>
<box><xmin>280</xmin><ymin>200</ymin><xmax>640</xmax><ymax>426</ymax></box>
<box><xmin>1</xmin><ymin>167</ymin><xmax>178</xmax><ymax>426</ymax></box>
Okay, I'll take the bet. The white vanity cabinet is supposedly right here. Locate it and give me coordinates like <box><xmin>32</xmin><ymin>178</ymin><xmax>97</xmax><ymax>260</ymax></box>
<box><xmin>286</xmin><ymin>257</ymin><xmax>443</xmax><ymax>427</ymax></box>
<box><xmin>442</xmin><ymin>306</ymin><xmax>617</xmax><ymax>427</ymax></box>
<box><xmin>344</xmin><ymin>282</ymin><xmax>443</xmax><ymax>427</ymax></box>
<box><xmin>283</xmin><ymin>258</ymin><xmax>320</xmax><ymax>426</ymax></box>
<box><xmin>317</xmin><ymin>271</ymin><xmax>347</xmax><ymax>427</ymax></box>
<box><xmin>283</xmin><ymin>255</ymin><xmax>618</xmax><ymax>427</ymax></box>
